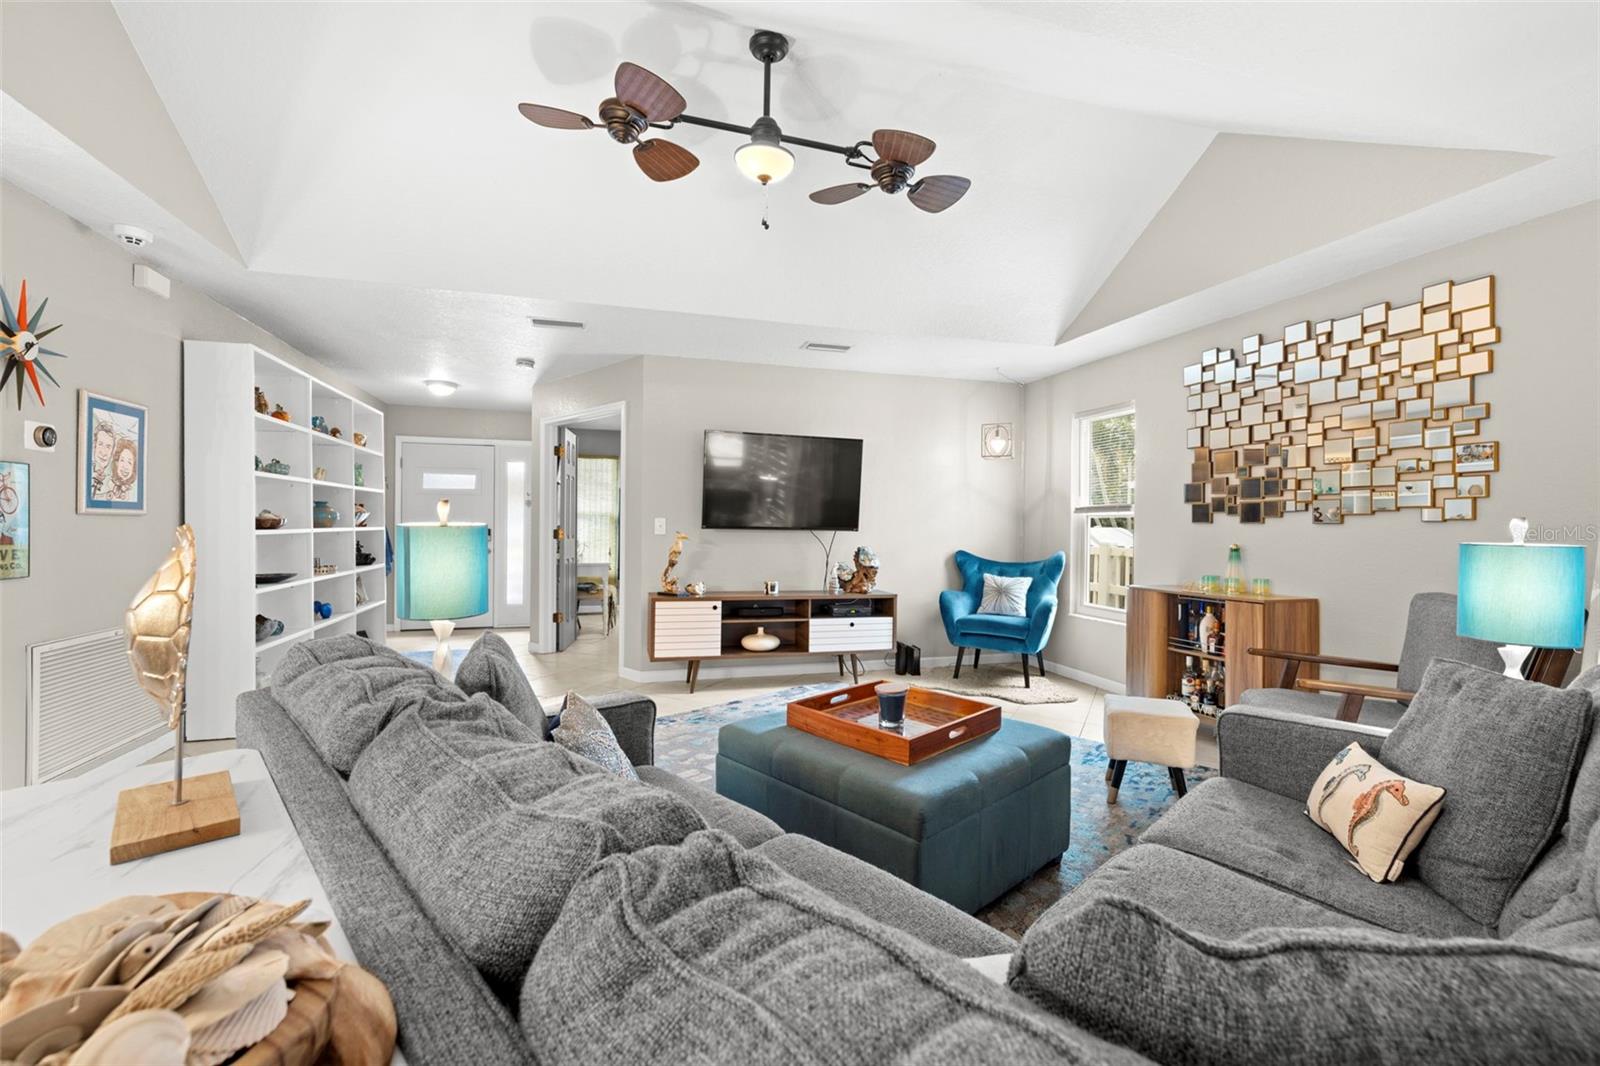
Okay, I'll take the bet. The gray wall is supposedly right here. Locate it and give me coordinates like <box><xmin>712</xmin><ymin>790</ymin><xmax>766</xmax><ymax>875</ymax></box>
<box><xmin>1024</xmin><ymin>201</ymin><xmax>1600</xmax><ymax>687</ymax></box>
<box><xmin>0</xmin><ymin>183</ymin><xmax>380</xmax><ymax>788</ymax></box>
<box><xmin>533</xmin><ymin>356</ymin><xmax>1025</xmax><ymax>677</ymax></box>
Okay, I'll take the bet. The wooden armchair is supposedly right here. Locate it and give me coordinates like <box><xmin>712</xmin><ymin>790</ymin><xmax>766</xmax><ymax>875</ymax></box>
<box><xmin>1240</xmin><ymin>592</ymin><xmax>1575</xmax><ymax>728</ymax></box>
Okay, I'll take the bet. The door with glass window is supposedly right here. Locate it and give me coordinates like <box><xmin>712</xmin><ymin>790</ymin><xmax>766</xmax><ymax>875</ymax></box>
<box><xmin>494</xmin><ymin>443</ymin><xmax>533</xmax><ymax>628</ymax></box>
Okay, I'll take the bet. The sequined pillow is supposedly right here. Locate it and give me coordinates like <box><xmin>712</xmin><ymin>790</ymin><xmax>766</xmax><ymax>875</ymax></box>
<box><xmin>551</xmin><ymin>691</ymin><xmax>638</xmax><ymax>780</ymax></box>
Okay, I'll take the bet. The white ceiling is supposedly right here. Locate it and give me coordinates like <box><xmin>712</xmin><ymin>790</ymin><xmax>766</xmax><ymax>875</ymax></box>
<box><xmin>14</xmin><ymin>2</ymin><xmax>1598</xmax><ymax>409</ymax></box>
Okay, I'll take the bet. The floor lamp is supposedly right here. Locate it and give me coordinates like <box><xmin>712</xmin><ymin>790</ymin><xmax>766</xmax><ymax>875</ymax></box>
<box><xmin>396</xmin><ymin>499</ymin><xmax>490</xmax><ymax>673</ymax></box>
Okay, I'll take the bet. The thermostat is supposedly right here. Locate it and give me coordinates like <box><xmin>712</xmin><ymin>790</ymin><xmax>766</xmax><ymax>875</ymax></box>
<box><xmin>24</xmin><ymin>421</ymin><xmax>57</xmax><ymax>452</ymax></box>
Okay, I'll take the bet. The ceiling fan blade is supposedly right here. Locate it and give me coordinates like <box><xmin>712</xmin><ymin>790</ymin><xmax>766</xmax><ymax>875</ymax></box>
<box><xmin>872</xmin><ymin>129</ymin><xmax>935</xmax><ymax>167</ymax></box>
<box><xmin>615</xmin><ymin>61</ymin><xmax>687</xmax><ymax>123</ymax></box>
<box><xmin>518</xmin><ymin>103</ymin><xmax>595</xmax><ymax>130</ymax></box>
<box><xmin>633</xmin><ymin>139</ymin><xmax>699</xmax><ymax>182</ymax></box>
<box><xmin>808</xmin><ymin>183</ymin><xmax>872</xmax><ymax>206</ymax></box>
<box><xmin>908</xmin><ymin>175</ymin><xmax>970</xmax><ymax>214</ymax></box>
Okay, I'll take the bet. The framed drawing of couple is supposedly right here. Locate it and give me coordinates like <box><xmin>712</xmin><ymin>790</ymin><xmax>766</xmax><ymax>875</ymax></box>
<box><xmin>78</xmin><ymin>389</ymin><xmax>147</xmax><ymax>514</ymax></box>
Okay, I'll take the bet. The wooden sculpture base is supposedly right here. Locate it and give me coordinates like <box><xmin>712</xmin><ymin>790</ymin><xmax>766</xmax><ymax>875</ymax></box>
<box><xmin>110</xmin><ymin>770</ymin><xmax>241</xmax><ymax>865</ymax></box>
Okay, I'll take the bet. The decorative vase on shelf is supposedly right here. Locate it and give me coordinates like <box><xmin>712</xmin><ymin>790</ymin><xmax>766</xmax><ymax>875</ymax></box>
<box><xmin>1224</xmin><ymin>543</ymin><xmax>1245</xmax><ymax>594</ymax></box>
<box><xmin>313</xmin><ymin>500</ymin><xmax>340</xmax><ymax>528</ymax></box>
<box><xmin>741</xmin><ymin>626</ymin><xmax>780</xmax><ymax>652</ymax></box>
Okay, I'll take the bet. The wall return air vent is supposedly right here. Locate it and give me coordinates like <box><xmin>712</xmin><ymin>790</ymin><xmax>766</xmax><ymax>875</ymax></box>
<box><xmin>801</xmin><ymin>341</ymin><xmax>852</xmax><ymax>353</ymax></box>
<box><xmin>529</xmin><ymin>317</ymin><xmax>586</xmax><ymax>331</ymax></box>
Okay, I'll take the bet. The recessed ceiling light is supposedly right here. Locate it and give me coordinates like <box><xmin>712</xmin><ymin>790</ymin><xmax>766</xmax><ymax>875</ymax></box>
<box><xmin>529</xmin><ymin>317</ymin><xmax>585</xmax><ymax>331</ymax></box>
<box><xmin>515</xmin><ymin>357</ymin><xmax>538</xmax><ymax>370</ymax></box>
<box><xmin>424</xmin><ymin>379</ymin><xmax>458</xmax><ymax>397</ymax></box>
<box><xmin>801</xmin><ymin>341</ymin><xmax>852</xmax><ymax>353</ymax></box>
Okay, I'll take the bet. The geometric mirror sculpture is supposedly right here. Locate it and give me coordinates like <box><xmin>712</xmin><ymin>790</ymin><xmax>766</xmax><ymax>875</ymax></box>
<box><xmin>1185</xmin><ymin>276</ymin><xmax>1498</xmax><ymax>524</ymax></box>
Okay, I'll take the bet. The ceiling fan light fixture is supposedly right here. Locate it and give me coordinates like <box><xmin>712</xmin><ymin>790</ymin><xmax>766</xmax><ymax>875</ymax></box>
<box><xmin>424</xmin><ymin>379</ymin><xmax>458</xmax><ymax>398</ymax></box>
<box><xmin>735</xmin><ymin>117</ymin><xmax>794</xmax><ymax>186</ymax></box>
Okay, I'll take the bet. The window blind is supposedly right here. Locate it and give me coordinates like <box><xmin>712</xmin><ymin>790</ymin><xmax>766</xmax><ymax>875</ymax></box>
<box><xmin>1083</xmin><ymin>411</ymin><xmax>1136</xmax><ymax>507</ymax></box>
<box><xmin>576</xmin><ymin>456</ymin><xmax>620</xmax><ymax>575</ymax></box>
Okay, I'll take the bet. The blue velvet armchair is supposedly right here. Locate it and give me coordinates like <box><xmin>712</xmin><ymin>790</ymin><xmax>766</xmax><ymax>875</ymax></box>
<box><xmin>938</xmin><ymin>550</ymin><xmax>1067</xmax><ymax>688</ymax></box>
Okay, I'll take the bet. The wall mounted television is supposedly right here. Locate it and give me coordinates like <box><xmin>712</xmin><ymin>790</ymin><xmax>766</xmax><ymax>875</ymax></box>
<box><xmin>702</xmin><ymin>430</ymin><xmax>863</xmax><ymax>530</ymax></box>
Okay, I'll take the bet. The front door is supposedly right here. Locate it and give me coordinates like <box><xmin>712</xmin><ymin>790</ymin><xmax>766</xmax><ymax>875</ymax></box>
<box><xmin>554</xmin><ymin>429</ymin><xmax>579</xmax><ymax>651</ymax></box>
<box><xmin>398</xmin><ymin>440</ymin><xmax>495</xmax><ymax>630</ymax></box>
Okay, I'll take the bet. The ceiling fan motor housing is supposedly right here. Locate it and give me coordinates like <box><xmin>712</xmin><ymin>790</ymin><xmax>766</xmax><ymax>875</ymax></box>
<box><xmin>598</xmin><ymin>98</ymin><xmax>648</xmax><ymax>143</ymax></box>
<box><xmin>871</xmin><ymin>159</ymin><xmax>916</xmax><ymax>195</ymax></box>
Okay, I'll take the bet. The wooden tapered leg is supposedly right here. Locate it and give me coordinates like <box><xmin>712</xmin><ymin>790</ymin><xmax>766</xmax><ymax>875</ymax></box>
<box><xmin>953</xmin><ymin>647</ymin><xmax>966</xmax><ymax>679</ymax></box>
<box><xmin>1037</xmin><ymin>652</ymin><xmax>1046</xmax><ymax>676</ymax></box>
<box><xmin>687</xmin><ymin>660</ymin><xmax>701</xmax><ymax>693</ymax></box>
<box><xmin>1107</xmin><ymin>759</ymin><xmax>1128</xmax><ymax>804</ymax></box>
<box><xmin>1021</xmin><ymin>654</ymin><xmax>1031</xmax><ymax>688</ymax></box>
<box><xmin>972</xmin><ymin>648</ymin><xmax>981</xmax><ymax>668</ymax></box>
<box><xmin>850</xmin><ymin>654</ymin><xmax>863</xmax><ymax>683</ymax></box>
<box><xmin>838</xmin><ymin>655</ymin><xmax>846</xmax><ymax>677</ymax></box>
<box><xmin>1168</xmin><ymin>767</ymin><xmax>1188</xmax><ymax>798</ymax></box>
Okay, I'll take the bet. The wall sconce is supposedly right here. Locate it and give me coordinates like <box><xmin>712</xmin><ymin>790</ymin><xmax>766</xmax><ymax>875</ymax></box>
<box><xmin>981</xmin><ymin>423</ymin><xmax>1014</xmax><ymax>459</ymax></box>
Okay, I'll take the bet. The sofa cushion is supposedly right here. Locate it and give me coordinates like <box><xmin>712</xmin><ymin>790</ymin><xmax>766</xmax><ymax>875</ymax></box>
<box><xmin>270</xmin><ymin>636</ymin><xmax>489</xmax><ymax>773</ymax></box>
<box><xmin>1236</xmin><ymin>685</ymin><xmax>1407</xmax><ymax>730</ymax></box>
<box><xmin>1305</xmin><ymin>741</ymin><xmax>1446</xmax><ymax>883</ymax></box>
<box><xmin>1140</xmin><ymin>778</ymin><xmax>1490</xmax><ymax>937</ymax></box>
<box><xmin>521</xmin><ymin>829</ymin><xmax>1150</xmax><ymax>1066</ymax></box>
<box><xmin>1502</xmin><ymin>664</ymin><xmax>1600</xmax><ymax>938</ymax></box>
<box><xmin>1009</xmin><ymin>894</ymin><xmax>1600</xmax><ymax>1066</ymax></box>
<box><xmin>455</xmin><ymin>632</ymin><xmax>548</xmax><ymax>737</ymax></box>
<box><xmin>551</xmin><ymin>691</ymin><xmax>637</xmax><ymax>779</ymax></box>
<box><xmin>348</xmin><ymin>703</ymin><xmax>706</xmax><ymax>987</ymax></box>
<box><xmin>1380</xmin><ymin>660</ymin><xmax>1594</xmax><ymax>926</ymax></box>
<box><xmin>751</xmin><ymin>833</ymin><xmax>1015</xmax><ymax>957</ymax></box>
<box><xmin>1061</xmin><ymin>843</ymin><xmax>1382</xmax><ymax>939</ymax></box>
<box><xmin>957</xmin><ymin>613</ymin><xmax>1032</xmax><ymax>640</ymax></box>
<box><xmin>635</xmin><ymin>766</ymin><xmax>782</xmax><ymax>848</ymax></box>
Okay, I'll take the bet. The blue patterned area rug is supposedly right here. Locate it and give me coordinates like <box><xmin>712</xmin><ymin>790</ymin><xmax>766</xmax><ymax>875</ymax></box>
<box><xmin>656</xmin><ymin>683</ymin><xmax>1216</xmax><ymax>939</ymax></box>
<box><xmin>402</xmin><ymin>648</ymin><xmax>467</xmax><ymax>673</ymax></box>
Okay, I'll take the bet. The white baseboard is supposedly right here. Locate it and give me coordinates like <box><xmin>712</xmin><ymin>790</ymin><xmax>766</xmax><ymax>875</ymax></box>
<box><xmin>1043</xmin><ymin>659</ymin><xmax>1125</xmax><ymax>694</ymax></box>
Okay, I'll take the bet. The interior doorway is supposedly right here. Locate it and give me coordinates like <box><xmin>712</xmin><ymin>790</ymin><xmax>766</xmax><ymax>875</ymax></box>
<box><xmin>395</xmin><ymin>436</ymin><xmax>533</xmax><ymax>630</ymax></box>
<box><xmin>537</xmin><ymin>404</ymin><xmax>625</xmax><ymax>663</ymax></box>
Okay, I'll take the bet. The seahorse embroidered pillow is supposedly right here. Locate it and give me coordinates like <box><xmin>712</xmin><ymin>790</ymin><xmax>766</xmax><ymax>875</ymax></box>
<box><xmin>979</xmin><ymin>574</ymin><xmax>1031</xmax><ymax>616</ymax></box>
<box><xmin>1306</xmin><ymin>742</ymin><xmax>1446</xmax><ymax>883</ymax></box>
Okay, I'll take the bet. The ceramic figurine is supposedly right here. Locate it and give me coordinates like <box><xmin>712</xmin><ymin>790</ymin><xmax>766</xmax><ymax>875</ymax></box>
<box><xmin>660</xmin><ymin>531</ymin><xmax>688</xmax><ymax>594</ymax></box>
<box><xmin>352</xmin><ymin>431</ymin><xmax>367</xmax><ymax>447</ymax></box>
<box><xmin>686</xmin><ymin>580</ymin><xmax>706</xmax><ymax>597</ymax></box>
<box><xmin>353</xmin><ymin>502</ymin><xmax>369</xmax><ymax>527</ymax></box>
<box><xmin>354</xmin><ymin>463</ymin><xmax>364</xmax><ymax>486</ymax></box>
<box><xmin>270</xmin><ymin>404</ymin><xmax>291</xmax><ymax>422</ymax></box>
<box><xmin>312</xmin><ymin>500</ymin><xmax>339</xmax><ymax>528</ymax></box>
<box><xmin>253</xmin><ymin>387</ymin><xmax>269</xmax><ymax>414</ymax></box>
<box><xmin>330</xmin><ymin>427</ymin><xmax>343</xmax><ymax>439</ymax></box>
<box><xmin>840</xmin><ymin>545</ymin><xmax>880</xmax><ymax>593</ymax></box>
<box><xmin>254</xmin><ymin>455</ymin><xmax>263</xmax><ymax>471</ymax></box>
<box><xmin>311</xmin><ymin>415</ymin><xmax>327</xmax><ymax>433</ymax></box>
<box><xmin>264</xmin><ymin>458</ymin><xmax>290</xmax><ymax>475</ymax></box>
<box><xmin>313</xmin><ymin>466</ymin><xmax>328</xmax><ymax>482</ymax></box>
<box><xmin>834</xmin><ymin>561</ymin><xmax>854</xmax><ymax>590</ymax></box>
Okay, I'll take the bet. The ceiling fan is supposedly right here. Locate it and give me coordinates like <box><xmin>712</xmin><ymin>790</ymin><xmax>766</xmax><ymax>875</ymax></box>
<box><xmin>517</xmin><ymin>30</ymin><xmax>971</xmax><ymax>213</ymax></box>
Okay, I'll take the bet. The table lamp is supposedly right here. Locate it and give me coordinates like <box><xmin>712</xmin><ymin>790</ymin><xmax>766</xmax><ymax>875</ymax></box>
<box><xmin>1458</xmin><ymin>517</ymin><xmax>1587</xmax><ymax>678</ymax></box>
<box><xmin>396</xmin><ymin>498</ymin><xmax>489</xmax><ymax>672</ymax></box>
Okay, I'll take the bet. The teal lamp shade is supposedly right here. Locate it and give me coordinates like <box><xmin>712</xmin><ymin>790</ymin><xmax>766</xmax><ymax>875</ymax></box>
<box><xmin>395</xmin><ymin>523</ymin><xmax>489</xmax><ymax>621</ymax></box>
<box><xmin>1458</xmin><ymin>542</ymin><xmax>1587</xmax><ymax>649</ymax></box>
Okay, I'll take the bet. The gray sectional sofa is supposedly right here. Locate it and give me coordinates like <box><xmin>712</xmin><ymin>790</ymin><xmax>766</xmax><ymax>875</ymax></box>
<box><xmin>241</xmin><ymin>635</ymin><xmax>1600</xmax><ymax>1065</ymax></box>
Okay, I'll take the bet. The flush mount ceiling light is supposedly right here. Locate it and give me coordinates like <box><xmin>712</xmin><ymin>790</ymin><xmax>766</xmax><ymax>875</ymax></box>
<box><xmin>517</xmin><ymin>30</ymin><xmax>970</xmax><ymax>212</ymax></box>
<box><xmin>424</xmin><ymin>379</ymin><xmax>458</xmax><ymax>397</ymax></box>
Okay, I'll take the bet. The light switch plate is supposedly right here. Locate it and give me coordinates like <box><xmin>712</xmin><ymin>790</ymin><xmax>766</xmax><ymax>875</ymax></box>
<box><xmin>654</xmin><ymin>517</ymin><xmax>667</xmax><ymax>535</ymax></box>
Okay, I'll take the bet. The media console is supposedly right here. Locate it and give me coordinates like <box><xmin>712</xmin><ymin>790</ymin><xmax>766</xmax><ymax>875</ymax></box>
<box><xmin>649</xmin><ymin>590</ymin><xmax>897</xmax><ymax>692</ymax></box>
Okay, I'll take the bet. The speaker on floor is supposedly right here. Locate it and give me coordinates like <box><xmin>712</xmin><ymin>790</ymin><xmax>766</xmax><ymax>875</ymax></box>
<box><xmin>894</xmin><ymin>641</ymin><xmax>921</xmax><ymax>676</ymax></box>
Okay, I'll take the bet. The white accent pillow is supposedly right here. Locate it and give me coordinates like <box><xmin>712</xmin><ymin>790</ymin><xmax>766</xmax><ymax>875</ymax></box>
<box><xmin>979</xmin><ymin>574</ymin><xmax>1031</xmax><ymax>616</ymax></box>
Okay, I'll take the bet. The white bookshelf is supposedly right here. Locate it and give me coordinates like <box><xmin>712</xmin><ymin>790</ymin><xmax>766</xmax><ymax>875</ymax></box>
<box><xmin>183</xmin><ymin>343</ymin><xmax>387</xmax><ymax>740</ymax></box>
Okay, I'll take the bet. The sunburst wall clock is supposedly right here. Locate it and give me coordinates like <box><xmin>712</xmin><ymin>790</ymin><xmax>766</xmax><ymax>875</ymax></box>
<box><xmin>1</xmin><ymin>279</ymin><xmax>68</xmax><ymax>409</ymax></box>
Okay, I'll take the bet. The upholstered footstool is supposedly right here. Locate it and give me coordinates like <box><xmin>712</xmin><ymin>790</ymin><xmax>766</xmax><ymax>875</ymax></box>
<box><xmin>1102</xmin><ymin>695</ymin><xmax>1198</xmax><ymax>803</ymax></box>
<box><xmin>715</xmin><ymin>713</ymin><xmax>1071</xmax><ymax>913</ymax></box>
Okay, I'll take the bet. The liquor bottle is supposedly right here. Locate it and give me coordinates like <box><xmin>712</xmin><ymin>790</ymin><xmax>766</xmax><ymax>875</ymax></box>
<box><xmin>1205</xmin><ymin>661</ymin><xmax>1225</xmax><ymax>710</ymax></box>
<box><xmin>1198</xmin><ymin>605</ymin><xmax>1219</xmax><ymax>655</ymax></box>
<box><xmin>1182</xmin><ymin>657</ymin><xmax>1200</xmax><ymax>710</ymax></box>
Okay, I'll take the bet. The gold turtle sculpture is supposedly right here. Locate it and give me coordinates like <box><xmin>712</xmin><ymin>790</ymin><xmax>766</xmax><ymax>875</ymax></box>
<box><xmin>124</xmin><ymin>524</ymin><xmax>195</xmax><ymax>732</ymax></box>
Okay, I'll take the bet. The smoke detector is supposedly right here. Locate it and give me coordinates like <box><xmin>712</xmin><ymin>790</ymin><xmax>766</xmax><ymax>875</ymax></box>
<box><xmin>113</xmin><ymin>224</ymin><xmax>154</xmax><ymax>249</ymax></box>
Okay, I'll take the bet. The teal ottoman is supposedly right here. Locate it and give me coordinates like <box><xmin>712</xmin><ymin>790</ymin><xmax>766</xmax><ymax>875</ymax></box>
<box><xmin>716</xmin><ymin>712</ymin><xmax>1071</xmax><ymax>912</ymax></box>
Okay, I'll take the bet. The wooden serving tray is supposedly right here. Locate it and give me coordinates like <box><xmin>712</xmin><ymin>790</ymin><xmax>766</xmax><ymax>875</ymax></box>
<box><xmin>786</xmin><ymin>683</ymin><xmax>1001</xmax><ymax>765</ymax></box>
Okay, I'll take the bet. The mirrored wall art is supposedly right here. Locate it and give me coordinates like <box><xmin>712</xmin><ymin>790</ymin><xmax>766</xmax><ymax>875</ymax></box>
<box><xmin>1184</xmin><ymin>275</ymin><xmax>1498</xmax><ymax>524</ymax></box>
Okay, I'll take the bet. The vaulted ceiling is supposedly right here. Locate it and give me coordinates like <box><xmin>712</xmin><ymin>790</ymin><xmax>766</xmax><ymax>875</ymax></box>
<box><xmin>4</xmin><ymin>2</ymin><xmax>1595</xmax><ymax>409</ymax></box>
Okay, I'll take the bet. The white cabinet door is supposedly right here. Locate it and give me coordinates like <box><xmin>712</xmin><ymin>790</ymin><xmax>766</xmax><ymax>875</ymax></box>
<box><xmin>808</xmin><ymin>616</ymin><xmax>894</xmax><ymax>652</ymax></box>
<box><xmin>653</xmin><ymin>600</ymin><xmax>722</xmax><ymax>658</ymax></box>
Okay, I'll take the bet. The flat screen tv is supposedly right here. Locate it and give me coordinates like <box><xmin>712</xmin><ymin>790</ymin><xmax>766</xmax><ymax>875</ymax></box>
<box><xmin>702</xmin><ymin>430</ymin><xmax>862</xmax><ymax>530</ymax></box>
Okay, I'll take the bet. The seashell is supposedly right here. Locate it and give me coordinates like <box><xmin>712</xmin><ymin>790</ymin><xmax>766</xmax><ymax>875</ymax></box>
<box><xmin>71</xmin><ymin>919</ymin><xmax>165</xmax><ymax>991</ymax></box>
<box><xmin>0</xmin><ymin>970</ymin><xmax>80</xmax><ymax>1025</ymax></box>
<box><xmin>259</xmin><ymin>930</ymin><xmax>339</xmax><ymax>981</ymax></box>
<box><xmin>67</xmin><ymin>1009</ymin><xmax>188</xmax><ymax>1066</ymax></box>
<box><xmin>0</xmin><ymin>988</ymin><xmax>126</xmax><ymax>1061</ymax></box>
<box><xmin>199</xmin><ymin>900</ymin><xmax>308</xmax><ymax>954</ymax></box>
<box><xmin>4</xmin><ymin>898</ymin><xmax>175</xmax><ymax>990</ymax></box>
<box><xmin>187</xmin><ymin>979</ymin><xmax>289</xmax><ymax>1058</ymax></box>
<box><xmin>17</xmin><ymin>1024</ymin><xmax>81</xmax><ymax>1063</ymax></box>
<box><xmin>324</xmin><ymin>964</ymin><xmax>397</xmax><ymax>1066</ymax></box>
<box><xmin>103</xmin><ymin>945</ymin><xmax>249</xmax><ymax>1025</ymax></box>
<box><xmin>175</xmin><ymin>950</ymin><xmax>286</xmax><ymax>1031</ymax></box>
<box><xmin>157</xmin><ymin>898</ymin><xmax>251</xmax><ymax>973</ymax></box>
<box><xmin>1</xmin><ymin>933</ymin><xmax>20</xmax><ymax>964</ymax></box>
<box><xmin>162</xmin><ymin>897</ymin><xmax>224</xmax><ymax>940</ymax></box>
<box><xmin>290</xmin><ymin>918</ymin><xmax>330</xmax><ymax>940</ymax></box>
<box><xmin>121</xmin><ymin>927</ymin><xmax>193</xmax><ymax>989</ymax></box>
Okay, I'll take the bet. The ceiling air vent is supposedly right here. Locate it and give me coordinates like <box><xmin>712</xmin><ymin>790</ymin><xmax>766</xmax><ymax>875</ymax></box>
<box><xmin>529</xmin><ymin>317</ymin><xmax>585</xmax><ymax>331</ymax></box>
<box><xmin>801</xmin><ymin>342</ymin><xmax>852</xmax><ymax>353</ymax></box>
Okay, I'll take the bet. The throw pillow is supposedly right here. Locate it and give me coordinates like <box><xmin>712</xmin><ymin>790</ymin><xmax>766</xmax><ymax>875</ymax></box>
<box><xmin>522</xmin><ymin>829</ymin><xmax>1147</xmax><ymax>1066</ymax></box>
<box><xmin>456</xmin><ymin>633</ymin><xmax>549</xmax><ymax>738</ymax></box>
<box><xmin>1305</xmin><ymin>741</ymin><xmax>1445</xmax><ymax>882</ymax></box>
<box><xmin>1008</xmin><ymin>895</ymin><xmax>1600</xmax><ymax>1066</ymax></box>
<box><xmin>1380</xmin><ymin>660</ymin><xmax>1594</xmax><ymax>925</ymax></box>
<box><xmin>552</xmin><ymin>691</ymin><xmax>638</xmax><ymax>780</ymax></box>
<box><xmin>979</xmin><ymin>573</ymin><xmax>1031</xmax><ymax>616</ymax></box>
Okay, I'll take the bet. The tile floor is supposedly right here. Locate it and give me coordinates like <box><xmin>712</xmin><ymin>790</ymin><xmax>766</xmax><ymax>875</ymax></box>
<box><xmin>386</xmin><ymin>625</ymin><xmax>1221</xmax><ymax>764</ymax></box>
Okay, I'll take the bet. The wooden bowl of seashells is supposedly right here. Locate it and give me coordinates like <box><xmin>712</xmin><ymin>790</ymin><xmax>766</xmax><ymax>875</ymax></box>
<box><xmin>0</xmin><ymin>893</ymin><xmax>395</xmax><ymax>1066</ymax></box>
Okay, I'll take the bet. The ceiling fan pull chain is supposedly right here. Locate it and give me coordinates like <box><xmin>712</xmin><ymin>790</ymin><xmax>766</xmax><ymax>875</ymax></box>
<box><xmin>761</xmin><ymin>183</ymin><xmax>771</xmax><ymax>231</ymax></box>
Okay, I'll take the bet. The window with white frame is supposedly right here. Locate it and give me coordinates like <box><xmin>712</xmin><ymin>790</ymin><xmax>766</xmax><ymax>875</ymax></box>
<box><xmin>576</xmin><ymin>456</ymin><xmax>620</xmax><ymax>578</ymax></box>
<box><xmin>1074</xmin><ymin>405</ymin><xmax>1135</xmax><ymax>617</ymax></box>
